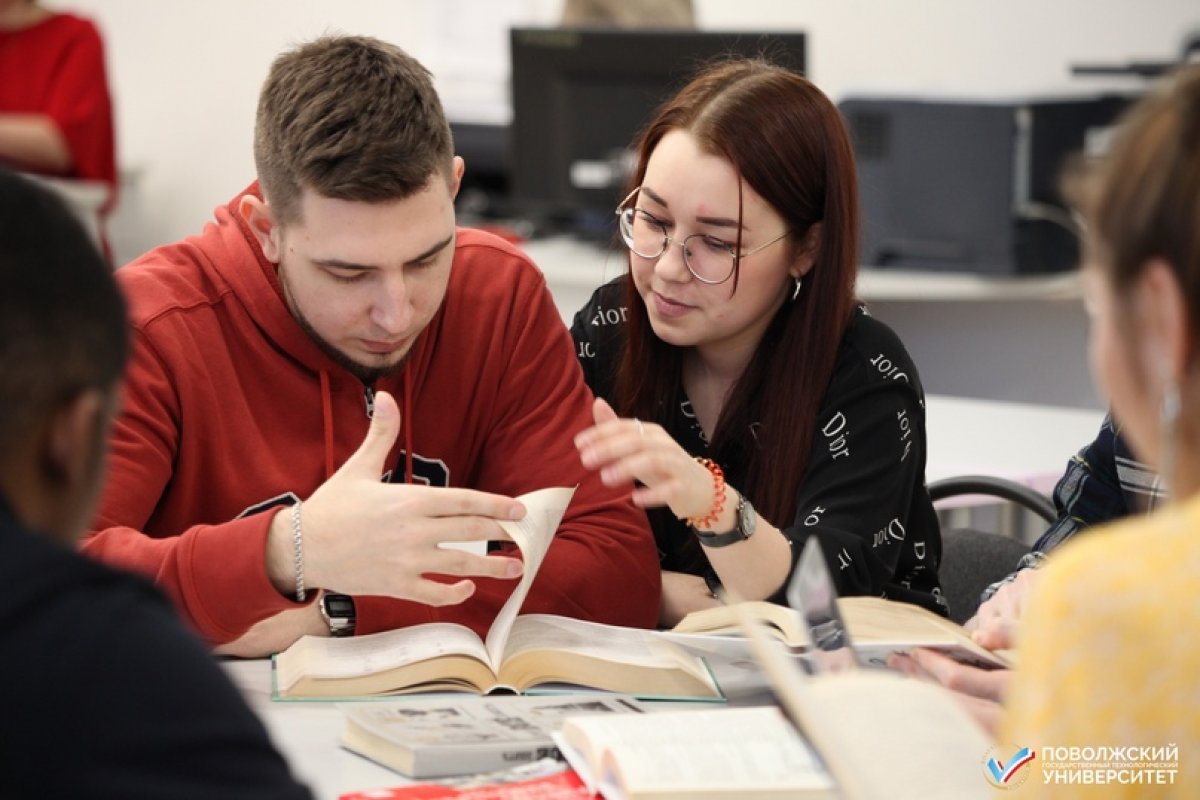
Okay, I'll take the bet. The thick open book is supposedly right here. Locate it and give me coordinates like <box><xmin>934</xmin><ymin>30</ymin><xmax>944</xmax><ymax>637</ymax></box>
<box><xmin>340</xmin><ymin>694</ymin><xmax>645</xmax><ymax>779</ymax></box>
<box><xmin>672</xmin><ymin>595</ymin><xmax>1009</xmax><ymax>669</ymax></box>
<box><xmin>732</xmin><ymin>604</ymin><xmax>996</xmax><ymax>800</ymax></box>
<box><xmin>554</xmin><ymin>705</ymin><xmax>835</xmax><ymax>800</ymax></box>
<box><xmin>274</xmin><ymin>487</ymin><xmax>720</xmax><ymax>700</ymax></box>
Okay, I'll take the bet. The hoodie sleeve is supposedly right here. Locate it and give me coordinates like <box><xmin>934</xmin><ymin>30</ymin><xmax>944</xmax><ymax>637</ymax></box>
<box><xmin>83</xmin><ymin>313</ymin><xmax>305</xmax><ymax>644</ymax></box>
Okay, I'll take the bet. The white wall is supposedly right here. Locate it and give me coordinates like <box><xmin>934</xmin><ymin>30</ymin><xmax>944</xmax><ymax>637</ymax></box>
<box><xmin>57</xmin><ymin>0</ymin><xmax>1198</xmax><ymax>265</ymax></box>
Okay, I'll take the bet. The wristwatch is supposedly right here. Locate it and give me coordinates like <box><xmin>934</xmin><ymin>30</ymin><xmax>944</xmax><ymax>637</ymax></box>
<box><xmin>692</xmin><ymin>491</ymin><xmax>757</xmax><ymax>548</ymax></box>
<box><xmin>319</xmin><ymin>592</ymin><xmax>357</xmax><ymax>637</ymax></box>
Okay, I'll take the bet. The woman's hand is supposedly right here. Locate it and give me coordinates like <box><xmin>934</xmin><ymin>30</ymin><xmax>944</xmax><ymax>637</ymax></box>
<box><xmin>574</xmin><ymin>397</ymin><xmax>718</xmax><ymax>521</ymax></box>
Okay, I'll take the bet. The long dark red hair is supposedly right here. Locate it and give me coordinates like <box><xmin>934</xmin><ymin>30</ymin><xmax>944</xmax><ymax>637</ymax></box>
<box><xmin>615</xmin><ymin>58</ymin><xmax>859</xmax><ymax>527</ymax></box>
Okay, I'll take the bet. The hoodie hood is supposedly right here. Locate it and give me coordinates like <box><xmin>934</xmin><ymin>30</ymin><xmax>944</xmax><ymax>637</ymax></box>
<box><xmin>206</xmin><ymin>183</ymin><xmax>417</xmax><ymax>481</ymax></box>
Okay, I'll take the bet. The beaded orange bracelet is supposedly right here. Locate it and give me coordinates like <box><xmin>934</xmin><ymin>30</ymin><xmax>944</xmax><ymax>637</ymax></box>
<box><xmin>687</xmin><ymin>457</ymin><xmax>727</xmax><ymax>528</ymax></box>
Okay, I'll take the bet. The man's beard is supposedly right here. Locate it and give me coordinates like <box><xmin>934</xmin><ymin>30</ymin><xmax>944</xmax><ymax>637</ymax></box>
<box><xmin>279</xmin><ymin>267</ymin><xmax>407</xmax><ymax>385</ymax></box>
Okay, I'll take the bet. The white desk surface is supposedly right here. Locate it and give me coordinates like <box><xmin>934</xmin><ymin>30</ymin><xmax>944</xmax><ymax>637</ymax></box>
<box><xmin>223</xmin><ymin>658</ymin><xmax>405</xmax><ymax>799</ymax></box>
<box><xmin>924</xmin><ymin>394</ymin><xmax>1104</xmax><ymax>495</ymax></box>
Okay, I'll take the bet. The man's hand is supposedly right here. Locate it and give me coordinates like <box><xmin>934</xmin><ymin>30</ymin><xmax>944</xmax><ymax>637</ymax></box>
<box><xmin>215</xmin><ymin>602</ymin><xmax>327</xmax><ymax>658</ymax></box>
<box><xmin>965</xmin><ymin>568</ymin><xmax>1038</xmax><ymax>650</ymax></box>
<box><xmin>887</xmin><ymin>571</ymin><xmax>1034</xmax><ymax>736</ymax></box>
<box><xmin>265</xmin><ymin>390</ymin><xmax>525</xmax><ymax>605</ymax></box>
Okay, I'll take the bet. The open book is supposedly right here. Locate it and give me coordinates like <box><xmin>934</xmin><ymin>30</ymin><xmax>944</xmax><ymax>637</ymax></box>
<box><xmin>275</xmin><ymin>487</ymin><xmax>720</xmax><ymax>700</ymax></box>
<box><xmin>672</xmin><ymin>595</ymin><xmax>1009</xmax><ymax>669</ymax></box>
<box><xmin>733</xmin><ymin>602</ymin><xmax>996</xmax><ymax>800</ymax></box>
<box><xmin>554</xmin><ymin>706</ymin><xmax>835</xmax><ymax>800</ymax></box>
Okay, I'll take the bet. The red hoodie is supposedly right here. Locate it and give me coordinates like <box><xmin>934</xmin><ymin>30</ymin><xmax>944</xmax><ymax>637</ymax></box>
<box><xmin>84</xmin><ymin>185</ymin><xmax>660</xmax><ymax>644</ymax></box>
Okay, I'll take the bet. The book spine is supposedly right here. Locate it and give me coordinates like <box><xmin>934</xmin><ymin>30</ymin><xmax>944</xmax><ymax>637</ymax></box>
<box><xmin>413</xmin><ymin>742</ymin><xmax>563</xmax><ymax>779</ymax></box>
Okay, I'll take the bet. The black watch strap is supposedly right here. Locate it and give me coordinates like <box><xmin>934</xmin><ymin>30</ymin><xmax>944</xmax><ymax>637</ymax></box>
<box><xmin>692</xmin><ymin>526</ymin><xmax>749</xmax><ymax>548</ymax></box>
<box><xmin>691</xmin><ymin>492</ymin><xmax>756</xmax><ymax>548</ymax></box>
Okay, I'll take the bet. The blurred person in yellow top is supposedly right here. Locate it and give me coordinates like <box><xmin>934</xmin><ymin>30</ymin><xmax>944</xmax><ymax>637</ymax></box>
<box><xmin>998</xmin><ymin>64</ymin><xmax>1200</xmax><ymax>797</ymax></box>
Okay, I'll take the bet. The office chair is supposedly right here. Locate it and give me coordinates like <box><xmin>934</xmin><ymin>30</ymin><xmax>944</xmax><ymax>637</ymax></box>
<box><xmin>928</xmin><ymin>476</ymin><xmax>1056</xmax><ymax>624</ymax></box>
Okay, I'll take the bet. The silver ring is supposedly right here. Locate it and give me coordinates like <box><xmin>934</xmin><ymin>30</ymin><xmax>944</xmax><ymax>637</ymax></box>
<box><xmin>635</xmin><ymin>418</ymin><xmax>645</xmax><ymax>438</ymax></box>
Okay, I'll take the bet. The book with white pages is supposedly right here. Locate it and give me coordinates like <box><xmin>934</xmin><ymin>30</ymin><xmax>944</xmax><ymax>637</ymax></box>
<box><xmin>339</xmin><ymin>693</ymin><xmax>647</xmax><ymax>779</ymax></box>
<box><xmin>732</xmin><ymin>538</ymin><xmax>995</xmax><ymax>800</ymax></box>
<box><xmin>273</xmin><ymin>486</ymin><xmax>722</xmax><ymax>701</ymax></box>
<box><xmin>553</xmin><ymin>705</ymin><xmax>835</xmax><ymax>800</ymax></box>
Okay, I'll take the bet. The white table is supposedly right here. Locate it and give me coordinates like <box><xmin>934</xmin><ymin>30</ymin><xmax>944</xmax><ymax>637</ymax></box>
<box><xmin>924</xmin><ymin>394</ymin><xmax>1102</xmax><ymax>491</ymax></box>
<box><xmin>923</xmin><ymin>394</ymin><xmax>1103</xmax><ymax>540</ymax></box>
<box><xmin>222</xmin><ymin>658</ymin><xmax>405</xmax><ymax>799</ymax></box>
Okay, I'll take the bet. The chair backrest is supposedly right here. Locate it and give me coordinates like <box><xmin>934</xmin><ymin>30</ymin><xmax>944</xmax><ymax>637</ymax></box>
<box><xmin>927</xmin><ymin>475</ymin><xmax>1052</xmax><ymax>624</ymax></box>
<box><xmin>938</xmin><ymin>527</ymin><xmax>1031</xmax><ymax>624</ymax></box>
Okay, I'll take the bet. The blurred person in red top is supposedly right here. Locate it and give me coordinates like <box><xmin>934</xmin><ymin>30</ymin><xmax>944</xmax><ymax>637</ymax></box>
<box><xmin>0</xmin><ymin>1</ymin><xmax>117</xmax><ymax>217</ymax></box>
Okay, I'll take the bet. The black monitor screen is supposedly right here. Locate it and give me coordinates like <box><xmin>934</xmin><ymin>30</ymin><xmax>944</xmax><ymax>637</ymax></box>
<box><xmin>509</xmin><ymin>27</ymin><xmax>806</xmax><ymax>238</ymax></box>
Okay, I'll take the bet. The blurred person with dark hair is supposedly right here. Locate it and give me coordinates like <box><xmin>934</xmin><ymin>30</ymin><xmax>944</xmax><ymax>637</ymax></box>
<box><xmin>0</xmin><ymin>170</ymin><xmax>310</xmax><ymax>799</ymax></box>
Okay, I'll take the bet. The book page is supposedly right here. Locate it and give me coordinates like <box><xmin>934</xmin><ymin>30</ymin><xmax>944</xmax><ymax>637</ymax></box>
<box><xmin>484</xmin><ymin>486</ymin><xmax>576</xmax><ymax>666</ymax></box>
<box><xmin>502</xmin><ymin>615</ymin><xmax>700</xmax><ymax>670</ymax></box>
<box><xmin>676</xmin><ymin>598</ymin><xmax>1007</xmax><ymax>667</ymax></box>
<box><xmin>838</xmin><ymin>597</ymin><xmax>1008</xmax><ymax>668</ymax></box>
<box><xmin>497</xmin><ymin>615</ymin><xmax>720</xmax><ymax>700</ymax></box>
<box><xmin>672</xmin><ymin>601</ymin><xmax>804</xmax><ymax>646</ymax></box>
<box><xmin>277</xmin><ymin>622</ymin><xmax>489</xmax><ymax>689</ymax></box>
<box><xmin>733</xmin><ymin>606</ymin><xmax>992</xmax><ymax>800</ymax></box>
<box><xmin>559</xmin><ymin>707</ymin><xmax>831</xmax><ymax>797</ymax></box>
<box><xmin>788</xmin><ymin>674</ymin><xmax>993</xmax><ymax>800</ymax></box>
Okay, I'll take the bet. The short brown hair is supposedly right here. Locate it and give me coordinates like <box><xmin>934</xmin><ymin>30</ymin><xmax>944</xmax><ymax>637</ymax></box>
<box><xmin>254</xmin><ymin>35</ymin><xmax>454</xmax><ymax>224</ymax></box>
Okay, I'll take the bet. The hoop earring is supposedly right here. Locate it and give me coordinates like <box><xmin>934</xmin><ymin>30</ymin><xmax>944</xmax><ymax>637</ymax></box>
<box><xmin>1159</xmin><ymin>373</ymin><xmax>1180</xmax><ymax>494</ymax></box>
<box><xmin>791</xmin><ymin>275</ymin><xmax>803</xmax><ymax>301</ymax></box>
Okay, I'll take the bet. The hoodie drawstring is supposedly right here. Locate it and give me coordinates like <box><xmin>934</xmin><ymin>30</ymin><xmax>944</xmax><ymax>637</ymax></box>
<box><xmin>319</xmin><ymin>370</ymin><xmax>335</xmax><ymax>478</ymax></box>
<box><xmin>320</xmin><ymin>364</ymin><xmax>413</xmax><ymax>484</ymax></box>
<box><xmin>403</xmin><ymin>360</ymin><xmax>413</xmax><ymax>485</ymax></box>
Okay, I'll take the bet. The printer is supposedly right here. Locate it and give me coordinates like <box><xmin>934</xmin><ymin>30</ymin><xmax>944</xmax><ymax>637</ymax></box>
<box><xmin>839</xmin><ymin>94</ymin><xmax>1131</xmax><ymax>274</ymax></box>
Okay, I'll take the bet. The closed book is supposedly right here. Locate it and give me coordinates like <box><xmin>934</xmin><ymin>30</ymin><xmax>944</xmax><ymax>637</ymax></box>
<box><xmin>340</xmin><ymin>694</ymin><xmax>645</xmax><ymax>779</ymax></box>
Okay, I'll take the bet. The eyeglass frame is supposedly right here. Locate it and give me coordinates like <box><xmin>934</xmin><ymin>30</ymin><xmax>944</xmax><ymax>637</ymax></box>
<box><xmin>614</xmin><ymin>187</ymin><xmax>791</xmax><ymax>285</ymax></box>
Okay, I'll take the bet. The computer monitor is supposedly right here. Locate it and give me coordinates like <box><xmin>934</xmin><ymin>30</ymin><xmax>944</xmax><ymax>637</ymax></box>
<box><xmin>509</xmin><ymin>27</ymin><xmax>806</xmax><ymax>238</ymax></box>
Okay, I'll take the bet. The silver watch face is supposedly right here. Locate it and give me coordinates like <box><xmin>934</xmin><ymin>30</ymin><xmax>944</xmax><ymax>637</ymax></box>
<box><xmin>738</xmin><ymin>497</ymin><xmax>757</xmax><ymax>538</ymax></box>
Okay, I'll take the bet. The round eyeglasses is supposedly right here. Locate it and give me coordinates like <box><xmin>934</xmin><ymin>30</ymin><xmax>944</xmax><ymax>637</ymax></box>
<box><xmin>615</xmin><ymin>188</ymin><xmax>790</xmax><ymax>285</ymax></box>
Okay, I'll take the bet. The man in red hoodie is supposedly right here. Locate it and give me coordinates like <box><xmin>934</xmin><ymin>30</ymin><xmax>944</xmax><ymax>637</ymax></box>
<box><xmin>83</xmin><ymin>35</ymin><xmax>660</xmax><ymax>654</ymax></box>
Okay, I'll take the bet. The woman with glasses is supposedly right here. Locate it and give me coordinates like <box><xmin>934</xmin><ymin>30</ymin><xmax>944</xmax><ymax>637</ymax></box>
<box><xmin>571</xmin><ymin>58</ymin><xmax>945</xmax><ymax>625</ymax></box>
